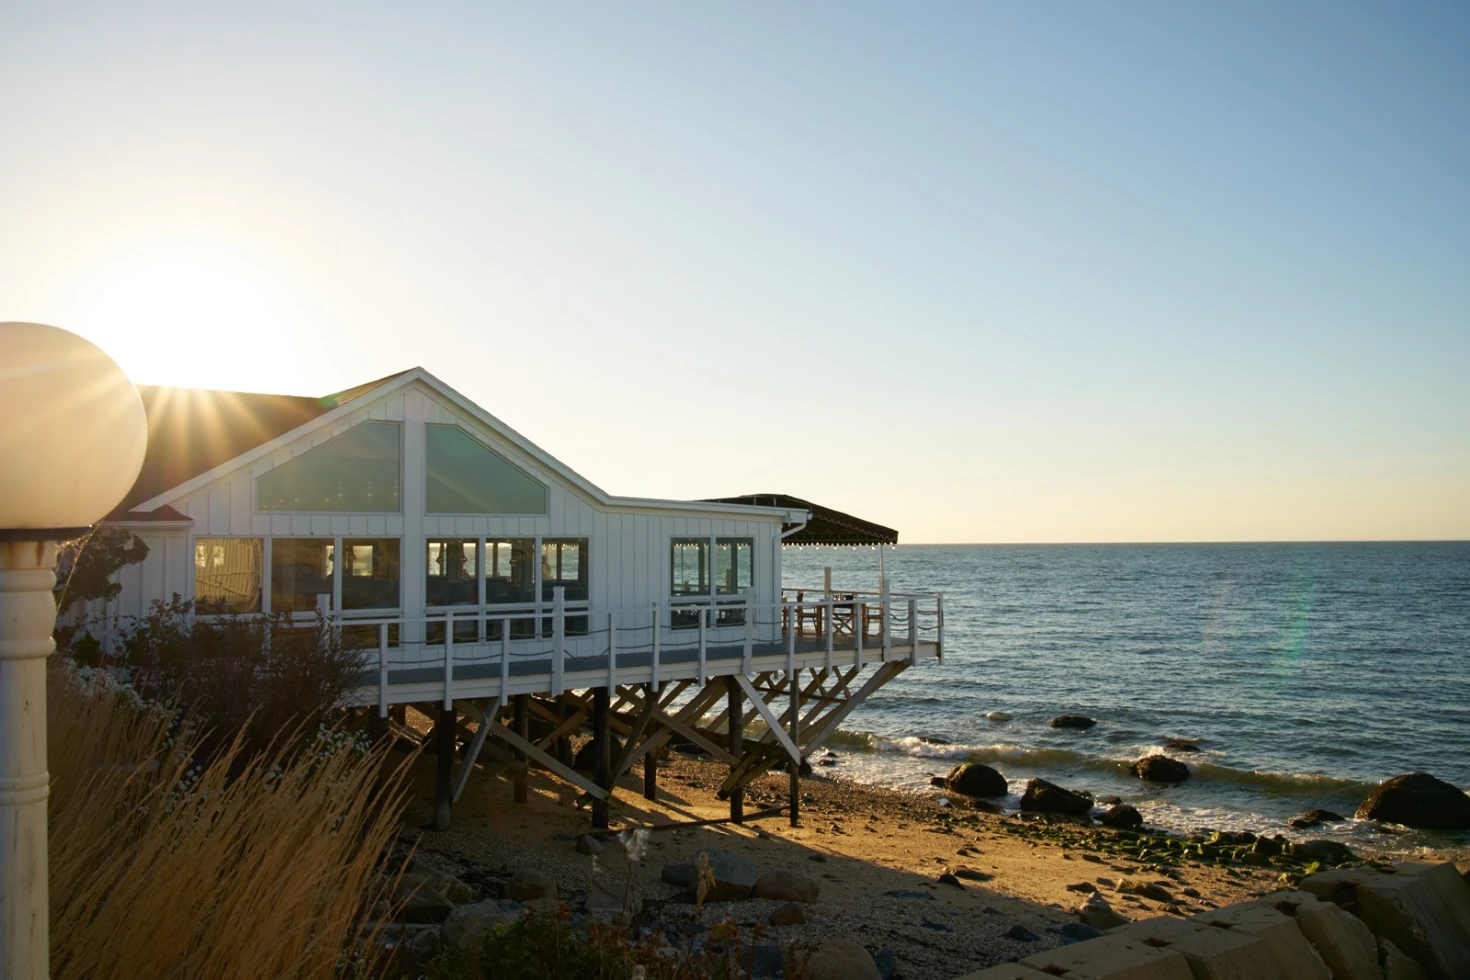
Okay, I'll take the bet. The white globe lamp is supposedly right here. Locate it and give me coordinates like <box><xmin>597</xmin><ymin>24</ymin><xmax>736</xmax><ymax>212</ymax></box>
<box><xmin>0</xmin><ymin>322</ymin><xmax>147</xmax><ymax>980</ymax></box>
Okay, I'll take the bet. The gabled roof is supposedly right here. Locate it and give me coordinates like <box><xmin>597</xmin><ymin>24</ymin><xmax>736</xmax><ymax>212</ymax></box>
<box><xmin>705</xmin><ymin>494</ymin><xmax>898</xmax><ymax>546</ymax></box>
<box><xmin>119</xmin><ymin>367</ymin><xmax>802</xmax><ymax>523</ymax></box>
<box><xmin>119</xmin><ymin>370</ymin><xmax>408</xmax><ymax>511</ymax></box>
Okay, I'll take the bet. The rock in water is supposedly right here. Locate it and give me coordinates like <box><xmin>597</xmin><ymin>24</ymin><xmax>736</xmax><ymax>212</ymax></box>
<box><xmin>1288</xmin><ymin>808</ymin><xmax>1346</xmax><ymax>829</ymax></box>
<box><xmin>986</xmin><ymin>711</ymin><xmax>1013</xmax><ymax>722</ymax></box>
<box><xmin>945</xmin><ymin>762</ymin><xmax>1009</xmax><ymax>798</ymax></box>
<box><xmin>1131</xmin><ymin>754</ymin><xmax>1190</xmax><ymax>783</ymax></box>
<box><xmin>1356</xmin><ymin>772</ymin><xmax>1470</xmax><ymax>830</ymax></box>
<box><xmin>1020</xmin><ymin>778</ymin><xmax>1094</xmax><ymax>816</ymax></box>
<box><xmin>1098</xmin><ymin>803</ymin><xmax>1143</xmax><ymax>828</ymax></box>
<box><xmin>1050</xmin><ymin>714</ymin><xmax>1097</xmax><ymax>729</ymax></box>
<box><xmin>1163</xmin><ymin>738</ymin><xmax>1200</xmax><ymax>753</ymax></box>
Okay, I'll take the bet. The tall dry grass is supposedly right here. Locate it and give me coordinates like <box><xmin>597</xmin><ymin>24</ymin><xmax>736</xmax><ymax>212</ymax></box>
<box><xmin>48</xmin><ymin>662</ymin><xmax>412</xmax><ymax>980</ymax></box>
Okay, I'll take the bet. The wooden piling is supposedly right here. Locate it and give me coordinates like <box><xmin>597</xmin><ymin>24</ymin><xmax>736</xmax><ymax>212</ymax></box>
<box><xmin>434</xmin><ymin>705</ymin><xmax>456</xmax><ymax>831</ymax></box>
<box><xmin>512</xmin><ymin>694</ymin><xmax>529</xmax><ymax>804</ymax></box>
<box><xmin>789</xmin><ymin>669</ymin><xmax>801</xmax><ymax>827</ymax></box>
<box><xmin>727</xmin><ymin>676</ymin><xmax>744</xmax><ymax>823</ymax></box>
<box><xmin>592</xmin><ymin>686</ymin><xmax>611</xmax><ymax>829</ymax></box>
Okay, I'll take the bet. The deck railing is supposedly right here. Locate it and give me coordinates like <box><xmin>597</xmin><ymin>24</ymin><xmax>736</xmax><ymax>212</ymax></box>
<box><xmin>326</xmin><ymin>585</ymin><xmax>944</xmax><ymax>714</ymax></box>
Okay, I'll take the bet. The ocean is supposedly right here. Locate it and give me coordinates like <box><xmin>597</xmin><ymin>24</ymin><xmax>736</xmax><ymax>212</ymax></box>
<box><xmin>780</xmin><ymin>542</ymin><xmax>1470</xmax><ymax>856</ymax></box>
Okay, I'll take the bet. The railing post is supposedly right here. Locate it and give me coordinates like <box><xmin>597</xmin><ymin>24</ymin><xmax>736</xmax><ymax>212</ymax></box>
<box><xmin>697</xmin><ymin>607</ymin><xmax>707</xmax><ymax>685</ymax></box>
<box><xmin>854</xmin><ymin>599</ymin><xmax>864</xmax><ymax>669</ymax></box>
<box><xmin>499</xmin><ymin>617</ymin><xmax>511</xmax><ymax>708</ymax></box>
<box><xmin>824</xmin><ymin>598</ymin><xmax>833</xmax><ymax>671</ymax></box>
<box><xmin>553</xmin><ymin>586</ymin><xmax>565</xmax><ymax>696</ymax></box>
<box><xmin>908</xmin><ymin>597</ymin><xmax>919</xmax><ymax>665</ymax></box>
<box><xmin>443</xmin><ymin>612</ymin><xmax>454</xmax><ymax>710</ymax></box>
<box><xmin>651</xmin><ymin>602</ymin><xmax>662</xmax><ymax>694</ymax></box>
<box><xmin>378</xmin><ymin>622</ymin><xmax>389</xmax><ymax>718</ymax></box>
<box><xmin>937</xmin><ymin>591</ymin><xmax>945</xmax><ymax>660</ymax></box>
<box><xmin>607</xmin><ymin>611</ymin><xmax>618</xmax><ymax>692</ymax></box>
<box><xmin>742</xmin><ymin>587</ymin><xmax>754</xmax><ymax>673</ymax></box>
<box><xmin>881</xmin><ymin>582</ymin><xmax>892</xmax><ymax>661</ymax></box>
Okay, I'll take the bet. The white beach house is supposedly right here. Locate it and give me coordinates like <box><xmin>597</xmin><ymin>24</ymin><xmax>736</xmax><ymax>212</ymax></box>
<box><xmin>93</xmin><ymin>367</ymin><xmax>943</xmax><ymax>827</ymax></box>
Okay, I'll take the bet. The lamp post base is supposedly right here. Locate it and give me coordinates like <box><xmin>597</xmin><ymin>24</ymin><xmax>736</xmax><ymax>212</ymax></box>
<box><xmin>0</xmin><ymin>539</ymin><xmax>57</xmax><ymax>980</ymax></box>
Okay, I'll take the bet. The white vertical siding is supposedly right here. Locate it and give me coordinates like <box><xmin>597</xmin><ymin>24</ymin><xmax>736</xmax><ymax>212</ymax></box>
<box><xmin>105</xmin><ymin>380</ymin><xmax>787</xmax><ymax>634</ymax></box>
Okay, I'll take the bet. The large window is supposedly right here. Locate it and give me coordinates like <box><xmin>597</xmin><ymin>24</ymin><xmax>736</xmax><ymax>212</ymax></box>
<box><xmin>671</xmin><ymin>538</ymin><xmax>709</xmax><ymax>629</ymax></box>
<box><xmin>542</xmin><ymin>539</ymin><xmax>588</xmax><ymax>635</ymax></box>
<box><xmin>426</xmin><ymin>538</ymin><xmax>478</xmax><ymax>644</ymax></box>
<box><xmin>425</xmin><ymin>425</ymin><xmax>548</xmax><ymax>514</ymax></box>
<box><xmin>671</xmin><ymin>537</ymin><xmax>754</xmax><ymax>628</ymax></box>
<box><xmin>194</xmin><ymin>538</ymin><xmax>263</xmax><ymax>614</ymax></box>
<box><xmin>256</xmin><ymin>422</ymin><xmax>401</xmax><ymax>513</ymax></box>
<box><xmin>716</xmin><ymin>538</ymin><xmax>754</xmax><ymax>626</ymax></box>
<box><xmin>426</xmin><ymin>539</ymin><xmax>478</xmax><ymax>607</ymax></box>
<box><xmin>341</xmin><ymin>538</ymin><xmax>400</xmax><ymax>610</ymax></box>
<box><xmin>271</xmin><ymin>539</ymin><xmax>335</xmax><ymax>613</ymax></box>
<box><xmin>485</xmin><ymin>539</ymin><xmax>537</xmax><ymax>605</ymax></box>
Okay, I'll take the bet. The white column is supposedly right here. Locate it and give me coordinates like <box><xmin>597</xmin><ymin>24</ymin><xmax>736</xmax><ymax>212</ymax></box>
<box><xmin>0</xmin><ymin>539</ymin><xmax>57</xmax><ymax>980</ymax></box>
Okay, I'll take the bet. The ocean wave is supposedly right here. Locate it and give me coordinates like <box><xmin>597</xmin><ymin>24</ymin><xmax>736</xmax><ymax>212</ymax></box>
<box><xmin>827</xmin><ymin>730</ymin><xmax>1379</xmax><ymax>796</ymax></box>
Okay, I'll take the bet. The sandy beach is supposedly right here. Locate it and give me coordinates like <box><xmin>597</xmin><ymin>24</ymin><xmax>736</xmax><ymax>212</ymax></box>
<box><xmin>390</xmin><ymin>739</ymin><xmax>1409</xmax><ymax>980</ymax></box>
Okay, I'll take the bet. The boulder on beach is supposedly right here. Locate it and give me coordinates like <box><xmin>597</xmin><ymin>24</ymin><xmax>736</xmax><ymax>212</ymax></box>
<box><xmin>1050</xmin><ymin>714</ymin><xmax>1097</xmax><ymax>729</ymax></box>
<box><xmin>945</xmin><ymin>762</ymin><xmax>1009</xmax><ymax>798</ymax></box>
<box><xmin>1098</xmin><ymin>803</ymin><xmax>1144</xmax><ymax>828</ymax></box>
<box><xmin>793</xmin><ymin>939</ymin><xmax>882</xmax><ymax>980</ymax></box>
<box><xmin>1290</xmin><ymin>839</ymin><xmax>1356</xmax><ymax>864</ymax></box>
<box><xmin>1019</xmin><ymin>778</ymin><xmax>1093</xmax><ymax>816</ymax></box>
<box><xmin>752</xmin><ymin>870</ymin><xmax>820</xmax><ymax>903</ymax></box>
<box><xmin>1356</xmin><ymin>772</ymin><xmax>1470</xmax><ymax>831</ymax></box>
<box><xmin>506</xmin><ymin>869</ymin><xmax>557</xmax><ymax>904</ymax></box>
<box><xmin>664</xmin><ymin>849</ymin><xmax>756</xmax><ymax>902</ymax></box>
<box><xmin>1131</xmin><ymin>754</ymin><xmax>1189</xmax><ymax>784</ymax></box>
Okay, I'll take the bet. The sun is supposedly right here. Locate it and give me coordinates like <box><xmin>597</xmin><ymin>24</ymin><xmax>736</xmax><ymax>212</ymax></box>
<box><xmin>72</xmin><ymin>241</ymin><xmax>295</xmax><ymax>392</ymax></box>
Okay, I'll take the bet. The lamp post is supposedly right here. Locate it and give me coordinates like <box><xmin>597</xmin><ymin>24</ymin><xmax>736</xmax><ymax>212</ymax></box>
<box><xmin>0</xmin><ymin>323</ymin><xmax>147</xmax><ymax>980</ymax></box>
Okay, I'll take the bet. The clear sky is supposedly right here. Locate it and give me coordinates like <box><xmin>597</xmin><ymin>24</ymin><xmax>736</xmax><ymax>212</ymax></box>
<box><xmin>3</xmin><ymin>2</ymin><xmax>1467</xmax><ymax>543</ymax></box>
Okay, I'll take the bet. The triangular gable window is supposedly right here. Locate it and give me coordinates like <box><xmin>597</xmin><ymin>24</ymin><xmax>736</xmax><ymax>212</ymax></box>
<box><xmin>426</xmin><ymin>425</ymin><xmax>548</xmax><ymax>514</ymax></box>
<box><xmin>256</xmin><ymin>422</ymin><xmax>401</xmax><ymax>512</ymax></box>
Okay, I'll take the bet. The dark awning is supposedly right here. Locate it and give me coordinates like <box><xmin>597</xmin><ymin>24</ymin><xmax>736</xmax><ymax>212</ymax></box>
<box><xmin>703</xmin><ymin>494</ymin><xmax>898</xmax><ymax>546</ymax></box>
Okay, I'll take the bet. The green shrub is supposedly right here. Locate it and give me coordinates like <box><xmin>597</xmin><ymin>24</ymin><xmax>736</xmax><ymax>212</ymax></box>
<box><xmin>100</xmin><ymin>594</ymin><xmax>368</xmax><ymax>760</ymax></box>
<box><xmin>423</xmin><ymin>907</ymin><xmax>798</xmax><ymax>980</ymax></box>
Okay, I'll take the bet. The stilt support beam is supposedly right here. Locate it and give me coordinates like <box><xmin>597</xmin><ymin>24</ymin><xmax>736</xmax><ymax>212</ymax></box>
<box><xmin>727</xmin><ymin>676</ymin><xmax>744</xmax><ymax>823</ymax></box>
<box><xmin>789</xmin><ymin>669</ymin><xmax>801</xmax><ymax>827</ymax></box>
<box><xmin>592</xmin><ymin>686</ymin><xmax>611</xmax><ymax>829</ymax></box>
<box><xmin>434</xmin><ymin>706</ymin><xmax>456</xmax><ymax>831</ymax></box>
<box><xmin>513</xmin><ymin>695</ymin><xmax>529</xmax><ymax>803</ymax></box>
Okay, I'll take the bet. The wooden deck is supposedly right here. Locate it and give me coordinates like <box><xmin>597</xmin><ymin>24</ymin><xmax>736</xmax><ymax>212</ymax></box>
<box><xmin>341</xmin><ymin>591</ymin><xmax>944</xmax><ymax>831</ymax></box>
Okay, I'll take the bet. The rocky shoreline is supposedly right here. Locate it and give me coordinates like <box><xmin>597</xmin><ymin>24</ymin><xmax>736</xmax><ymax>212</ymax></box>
<box><xmin>373</xmin><ymin>747</ymin><xmax>1470</xmax><ymax>979</ymax></box>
